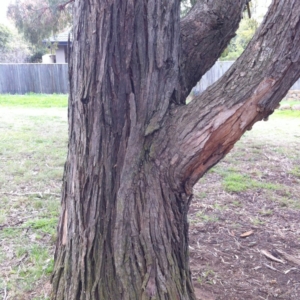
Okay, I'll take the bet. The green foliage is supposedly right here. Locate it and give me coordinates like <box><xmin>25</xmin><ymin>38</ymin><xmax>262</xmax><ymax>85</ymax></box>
<box><xmin>181</xmin><ymin>1</ymin><xmax>263</xmax><ymax>60</ymax></box>
<box><xmin>7</xmin><ymin>0</ymin><xmax>72</xmax><ymax>46</ymax></box>
<box><xmin>0</xmin><ymin>24</ymin><xmax>33</xmax><ymax>63</ymax></box>
<box><xmin>0</xmin><ymin>24</ymin><xmax>11</xmax><ymax>49</ymax></box>
<box><xmin>180</xmin><ymin>0</ymin><xmax>196</xmax><ymax>17</ymax></box>
<box><xmin>220</xmin><ymin>18</ymin><xmax>258</xmax><ymax>60</ymax></box>
<box><xmin>28</xmin><ymin>47</ymin><xmax>47</xmax><ymax>63</ymax></box>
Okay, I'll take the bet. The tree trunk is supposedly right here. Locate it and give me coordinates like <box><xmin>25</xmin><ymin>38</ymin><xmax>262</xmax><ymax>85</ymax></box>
<box><xmin>52</xmin><ymin>0</ymin><xmax>300</xmax><ymax>299</ymax></box>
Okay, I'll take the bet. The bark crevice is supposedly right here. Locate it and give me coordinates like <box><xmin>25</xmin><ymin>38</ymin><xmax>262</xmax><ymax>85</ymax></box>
<box><xmin>52</xmin><ymin>0</ymin><xmax>300</xmax><ymax>299</ymax></box>
<box><xmin>161</xmin><ymin>0</ymin><xmax>300</xmax><ymax>189</ymax></box>
<box><xmin>179</xmin><ymin>0</ymin><xmax>247</xmax><ymax>102</ymax></box>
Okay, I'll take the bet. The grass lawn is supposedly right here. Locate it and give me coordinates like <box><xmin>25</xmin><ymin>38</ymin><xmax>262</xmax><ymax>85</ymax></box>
<box><xmin>0</xmin><ymin>94</ymin><xmax>68</xmax><ymax>300</ymax></box>
<box><xmin>0</xmin><ymin>94</ymin><xmax>299</xmax><ymax>299</ymax></box>
<box><xmin>0</xmin><ymin>94</ymin><xmax>68</xmax><ymax>108</ymax></box>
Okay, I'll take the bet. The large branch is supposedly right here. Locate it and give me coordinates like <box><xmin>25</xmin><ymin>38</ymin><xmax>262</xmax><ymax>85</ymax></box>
<box><xmin>159</xmin><ymin>0</ymin><xmax>300</xmax><ymax>194</ymax></box>
<box><xmin>179</xmin><ymin>0</ymin><xmax>247</xmax><ymax>102</ymax></box>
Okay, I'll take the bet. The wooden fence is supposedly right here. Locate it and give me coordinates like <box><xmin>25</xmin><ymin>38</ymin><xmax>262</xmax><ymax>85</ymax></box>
<box><xmin>193</xmin><ymin>61</ymin><xmax>300</xmax><ymax>94</ymax></box>
<box><xmin>0</xmin><ymin>62</ymin><xmax>299</xmax><ymax>95</ymax></box>
<box><xmin>0</xmin><ymin>64</ymin><xmax>69</xmax><ymax>94</ymax></box>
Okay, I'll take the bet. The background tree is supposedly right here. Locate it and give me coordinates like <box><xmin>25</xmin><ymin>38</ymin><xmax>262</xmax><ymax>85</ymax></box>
<box><xmin>7</xmin><ymin>0</ymin><xmax>73</xmax><ymax>62</ymax></box>
<box><xmin>7</xmin><ymin>0</ymin><xmax>72</xmax><ymax>45</ymax></box>
<box><xmin>221</xmin><ymin>18</ymin><xmax>258</xmax><ymax>60</ymax></box>
<box><xmin>51</xmin><ymin>0</ymin><xmax>300</xmax><ymax>299</ymax></box>
<box><xmin>0</xmin><ymin>23</ymin><xmax>31</xmax><ymax>63</ymax></box>
<box><xmin>0</xmin><ymin>24</ymin><xmax>11</xmax><ymax>50</ymax></box>
<box><xmin>220</xmin><ymin>0</ymin><xmax>273</xmax><ymax>60</ymax></box>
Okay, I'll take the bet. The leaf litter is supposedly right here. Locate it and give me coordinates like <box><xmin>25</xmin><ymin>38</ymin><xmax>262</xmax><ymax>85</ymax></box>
<box><xmin>189</xmin><ymin>113</ymin><xmax>300</xmax><ymax>300</ymax></box>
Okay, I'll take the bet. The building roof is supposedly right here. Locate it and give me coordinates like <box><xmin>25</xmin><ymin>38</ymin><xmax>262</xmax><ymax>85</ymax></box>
<box><xmin>48</xmin><ymin>29</ymin><xmax>72</xmax><ymax>45</ymax></box>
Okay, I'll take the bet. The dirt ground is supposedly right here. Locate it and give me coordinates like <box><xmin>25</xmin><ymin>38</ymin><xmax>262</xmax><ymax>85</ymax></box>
<box><xmin>0</xmin><ymin>104</ymin><xmax>299</xmax><ymax>300</ymax></box>
<box><xmin>189</xmin><ymin>116</ymin><xmax>300</xmax><ymax>300</ymax></box>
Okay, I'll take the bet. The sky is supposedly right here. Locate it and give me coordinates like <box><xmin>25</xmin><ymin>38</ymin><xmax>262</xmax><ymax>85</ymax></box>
<box><xmin>252</xmin><ymin>0</ymin><xmax>272</xmax><ymax>22</ymax></box>
<box><xmin>0</xmin><ymin>0</ymin><xmax>12</xmax><ymax>25</ymax></box>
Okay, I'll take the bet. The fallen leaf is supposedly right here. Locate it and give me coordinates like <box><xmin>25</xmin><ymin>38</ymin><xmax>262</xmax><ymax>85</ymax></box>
<box><xmin>240</xmin><ymin>230</ymin><xmax>254</xmax><ymax>238</ymax></box>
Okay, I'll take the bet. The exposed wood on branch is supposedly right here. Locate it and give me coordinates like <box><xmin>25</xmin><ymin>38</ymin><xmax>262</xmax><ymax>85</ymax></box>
<box><xmin>159</xmin><ymin>0</ymin><xmax>300</xmax><ymax>191</ymax></box>
<box><xmin>51</xmin><ymin>0</ymin><xmax>300</xmax><ymax>298</ymax></box>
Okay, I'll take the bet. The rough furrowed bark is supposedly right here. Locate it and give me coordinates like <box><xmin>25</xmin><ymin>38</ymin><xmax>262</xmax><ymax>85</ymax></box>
<box><xmin>52</xmin><ymin>0</ymin><xmax>300</xmax><ymax>299</ymax></box>
<box><xmin>52</xmin><ymin>0</ymin><xmax>196</xmax><ymax>299</ymax></box>
<box><xmin>162</xmin><ymin>0</ymin><xmax>300</xmax><ymax>193</ymax></box>
<box><xmin>179</xmin><ymin>0</ymin><xmax>247</xmax><ymax>102</ymax></box>
<box><xmin>113</xmin><ymin>169</ymin><xmax>195</xmax><ymax>300</ymax></box>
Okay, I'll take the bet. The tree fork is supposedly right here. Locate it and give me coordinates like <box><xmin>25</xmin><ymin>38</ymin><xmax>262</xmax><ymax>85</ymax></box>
<box><xmin>179</xmin><ymin>0</ymin><xmax>247</xmax><ymax>102</ymax></box>
<box><xmin>52</xmin><ymin>0</ymin><xmax>300</xmax><ymax>299</ymax></box>
<box><xmin>162</xmin><ymin>0</ymin><xmax>300</xmax><ymax>193</ymax></box>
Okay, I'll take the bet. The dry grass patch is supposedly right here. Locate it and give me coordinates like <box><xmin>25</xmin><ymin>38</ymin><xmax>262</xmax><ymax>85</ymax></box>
<box><xmin>0</xmin><ymin>95</ymin><xmax>67</xmax><ymax>300</ymax></box>
<box><xmin>0</xmin><ymin>95</ymin><xmax>300</xmax><ymax>299</ymax></box>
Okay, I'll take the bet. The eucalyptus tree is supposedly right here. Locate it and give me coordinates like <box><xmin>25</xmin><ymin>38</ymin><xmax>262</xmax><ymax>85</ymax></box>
<box><xmin>51</xmin><ymin>0</ymin><xmax>300</xmax><ymax>299</ymax></box>
<box><xmin>7</xmin><ymin>0</ymin><xmax>72</xmax><ymax>45</ymax></box>
<box><xmin>0</xmin><ymin>24</ymin><xmax>11</xmax><ymax>49</ymax></box>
